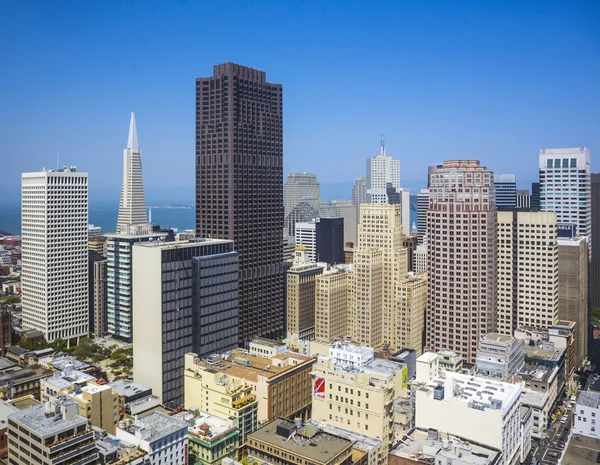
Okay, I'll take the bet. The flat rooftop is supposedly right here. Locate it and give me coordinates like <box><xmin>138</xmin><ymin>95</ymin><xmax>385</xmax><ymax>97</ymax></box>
<box><xmin>306</xmin><ymin>419</ymin><xmax>381</xmax><ymax>453</ymax></box>
<box><xmin>0</xmin><ymin>400</ymin><xmax>19</xmax><ymax>427</ymax></box>
<box><xmin>250</xmin><ymin>338</ymin><xmax>286</xmax><ymax>349</ymax></box>
<box><xmin>43</xmin><ymin>370</ymin><xmax>95</xmax><ymax>390</ymax></box>
<box><xmin>480</xmin><ymin>333</ymin><xmax>517</xmax><ymax>345</ymax></box>
<box><xmin>562</xmin><ymin>435</ymin><xmax>600</xmax><ymax>465</ymax></box>
<box><xmin>418</xmin><ymin>352</ymin><xmax>438</xmax><ymax>363</ymax></box>
<box><xmin>249</xmin><ymin>419</ymin><xmax>352</xmax><ymax>463</ymax></box>
<box><xmin>524</xmin><ymin>345</ymin><xmax>563</xmax><ymax>362</ymax></box>
<box><xmin>107</xmin><ymin>379</ymin><xmax>152</xmax><ymax>397</ymax></box>
<box><xmin>175</xmin><ymin>410</ymin><xmax>237</xmax><ymax>439</ymax></box>
<box><xmin>578</xmin><ymin>391</ymin><xmax>600</xmax><ymax>409</ymax></box>
<box><xmin>9</xmin><ymin>400</ymin><xmax>87</xmax><ymax>436</ymax></box>
<box><xmin>127</xmin><ymin>395</ymin><xmax>161</xmax><ymax>416</ymax></box>
<box><xmin>39</xmin><ymin>354</ymin><xmax>91</xmax><ymax>371</ymax></box>
<box><xmin>191</xmin><ymin>349</ymin><xmax>314</xmax><ymax>383</ymax></box>
<box><xmin>390</xmin><ymin>428</ymin><xmax>500</xmax><ymax>465</ymax></box>
<box><xmin>517</xmin><ymin>364</ymin><xmax>555</xmax><ymax>383</ymax></box>
<box><xmin>135</xmin><ymin>238</ymin><xmax>232</xmax><ymax>249</ymax></box>
<box><xmin>120</xmin><ymin>412</ymin><xmax>187</xmax><ymax>442</ymax></box>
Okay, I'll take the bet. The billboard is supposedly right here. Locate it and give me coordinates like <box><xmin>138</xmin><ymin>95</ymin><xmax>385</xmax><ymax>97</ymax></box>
<box><xmin>314</xmin><ymin>377</ymin><xmax>325</xmax><ymax>398</ymax></box>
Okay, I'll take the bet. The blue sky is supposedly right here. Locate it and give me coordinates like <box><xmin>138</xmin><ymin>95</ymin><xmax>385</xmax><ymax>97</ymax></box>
<box><xmin>1</xmin><ymin>0</ymin><xmax>599</xmax><ymax>203</ymax></box>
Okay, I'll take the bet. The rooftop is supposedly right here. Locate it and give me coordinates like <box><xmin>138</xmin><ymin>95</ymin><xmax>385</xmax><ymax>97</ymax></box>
<box><xmin>390</xmin><ymin>428</ymin><xmax>500</xmax><ymax>465</ymax></box>
<box><xmin>127</xmin><ymin>395</ymin><xmax>162</xmax><ymax>416</ymax></box>
<box><xmin>305</xmin><ymin>419</ymin><xmax>381</xmax><ymax>453</ymax></box>
<box><xmin>42</xmin><ymin>370</ymin><xmax>95</xmax><ymax>390</ymax></box>
<box><xmin>119</xmin><ymin>412</ymin><xmax>187</xmax><ymax>442</ymax></box>
<box><xmin>0</xmin><ymin>357</ymin><xmax>17</xmax><ymax>371</ymax></box>
<box><xmin>524</xmin><ymin>344</ymin><xmax>563</xmax><ymax>362</ymax></box>
<box><xmin>188</xmin><ymin>349</ymin><xmax>314</xmax><ymax>384</ymax></box>
<box><xmin>248</xmin><ymin>418</ymin><xmax>352</xmax><ymax>463</ymax></box>
<box><xmin>578</xmin><ymin>391</ymin><xmax>600</xmax><ymax>409</ymax></box>
<box><xmin>250</xmin><ymin>338</ymin><xmax>286</xmax><ymax>349</ymax></box>
<box><xmin>39</xmin><ymin>354</ymin><xmax>92</xmax><ymax>372</ymax></box>
<box><xmin>9</xmin><ymin>399</ymin><xmax>87</xmax><ymax>436</ymax></box>
<box><xmin>135</xmin><ymin>238</ymin><xmax>233</xmax><ymax>249</ymax></box>
<box><xmin>175</xmin><ymin>409</ymin><xmax>237</xmax><ymax>441</ymax></box>
<box><xmin>107</xmin><ymin>379</ymin><xmax>152</xmax><ymax>398</ymax></box>
<box><xmin>0</xmin><ymin>400</ymin><xmax>19</xmax><ymax>428</ymax></box>
<box><xmin>517</xmin><ymin>364</ymin><xmax>556</xmax><ymax>384</ymax></box>
<box><xmin>562</xmin><ymin>434</ymin><xmax>600</xmax><ymax>465</ymax></box>
<box><xmin>480</xmin><ymin>333</ymin><xmax>518</xmax><ymax>346</ymax></box>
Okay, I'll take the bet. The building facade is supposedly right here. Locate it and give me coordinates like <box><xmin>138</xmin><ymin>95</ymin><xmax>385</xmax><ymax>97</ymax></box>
<box><xmin>366</xmin><ymin>143</ymin><xmax>400</xmax><ymax>204</ymax></box>
<box><xmin>496</xmin><ymin>210</ymin><xmax>559</xmax><ymax>334</ymax></box>
<box><xmin>574</xmin><ymin>391</ymin><xmax>600</xmax><ymax>438</ymax></box>
<box><xmin>132</xmin><ymin>239</ymin><xmax>238</xmax><ymax>407</ymax></box>
<box><xmin>591</xmin><ymin>174</ymin><xmax>600</xmax><ymax>309</ymax></box>
<box><xmin>426</xmin><ymin>160</ymin><xmax>498</xmax><ymax>363</ymax></box>
<box><xmin>284</xmin><ymin>173</ymin><xmax>320</xmax><ymax>218</ymax></box>
<box><xmin>494</xmin><ymin>174</ymin><xmax>517</xmax><ymax>208</ymax></box>
<box><xmin>476</xmin><ymin>333</ymin><xmax>525</xmax><ymax>381</ymax></box>
<box><xmin>21</xmin><ymin>168</ymin><xmax>89</xmax><ymax>344</ymax></box>
<box><xmin>90</xmin><ymin>252</ymin><xmax>108</xmax><ymax>336</ymax></box>
<box><xmin>397</xmin><ymin>272</ymin><xmax>427</xmax><ymax>356</ymax></box>
<box><xmin>539</xmin><ymin>147</ymin><xmax>591</xmax><ymax>254</ymax></box>
<box><xmin>196</xmin><ymin>62</ymin><xmax>284</xmax><ymax>345</ymax></box>
<box><xmin>315</xmin><ymin>265</ymin><xmax>354</xmax><ymax>343</ymax></box>
<box><xmin>116</xmin><ymin>112</ymin><xmax>148</xmax><ymax>233</ymax></box>
<box><xmin>295</xmin><ymin>221</ymin><xmax>317</xmax><ymax>262</ymax></box>
<box><xmin>316</xmin><ymin>217</ymin><xmax>345</xmax><ymax>265</ymax></box>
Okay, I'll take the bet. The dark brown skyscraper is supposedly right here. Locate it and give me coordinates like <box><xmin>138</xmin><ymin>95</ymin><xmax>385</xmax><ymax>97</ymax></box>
<box><xmin>196</xmin><ymin>63</ymin><xmax>284</xmax><ymax>345</ymax></box>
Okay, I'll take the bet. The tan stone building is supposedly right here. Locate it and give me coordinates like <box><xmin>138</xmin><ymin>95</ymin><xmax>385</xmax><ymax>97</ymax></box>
<box><xmin>286</xmin><ymin>245</ymin><xmax>326</xmax><ymax>340</ymax></box>
<box><xmin>426</xmin><ymin>160</ymin><xmax>498</xmax><ymax>364</ymax></box>
<box><xmin>315</xmin><ymin>265</ymin><xmax>354</xmax><ymax>343</ymax></box>
<box><xmin>558</xmin><ymin>236</ymin><xmax>589</xmax><ymax>366</ymax></box>
<box><xmin>352</xmin><ymin>204</ymin><xmax>408</xmax><ymax>348</ymax></box>
<box><xmin>396</xmin><ymin>272</ymin><xmax>426</xmax><ymax>355</ymax></box>
<box><xmin>185</xmin><ymin>349</ymin><xmax>316</xmax><ymax>426</ymax></box>
<box><xmin>497</xmin><ymin>210</ymin><xmax>558</xmax><ymax>334</ymax></box>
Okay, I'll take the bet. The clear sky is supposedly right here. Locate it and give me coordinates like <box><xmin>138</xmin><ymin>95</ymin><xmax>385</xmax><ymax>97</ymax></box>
<box><xmin>1</xmin><ymin>0</ymin><xmax>599</xmax><ymax>203</ymax></box>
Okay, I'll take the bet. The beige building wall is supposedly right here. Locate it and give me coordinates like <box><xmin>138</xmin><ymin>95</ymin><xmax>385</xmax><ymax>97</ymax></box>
<box><xmin>426</xmin><ymin>160</ymin><xmax>498</xmax><ymax>364</ymax></box>
<box><xmin>131</xmin><ymin>245</ymin><xmax>164</xmax><ymax>402</ymax></box>
<box><xmin>497</xmin><ymin>211</ymin><xmax>558</xmax><ymax>334</ymax></box>
<box><xmin>397</xmin><ymin>273</ymin><xmax>427</xmax><ymax>355</ymax></box>
<box><xmin>353</xmin><ymin>204</ymin><xmax>408</xmax><ymax>348</ymax></box>
<box><xmin>558</xmin><ymin>237</ymin><xmax>589</xmax><ymax>366</ymax></box>
<box><xmin>315</xmin><ymin>267</ymin><xmax>353</xmax><ymax>342</ymax></box>
<box><xmin>74</xmin><ymin>385</ymin><xmax>118</xmax><ymax>434</ymax></box>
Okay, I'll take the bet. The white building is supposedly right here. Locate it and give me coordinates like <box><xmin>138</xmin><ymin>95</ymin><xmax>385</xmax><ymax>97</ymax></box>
<box><xmin>295</xmin><ymin>220</ymin><xmax>317</xmax><ymax>262</ymax></box>
<box><xmin>116</xmin><ymin>412</ymin><xmax>188</xmax><ymax>465</ymax></box>
<box><xmin>415</xmin><ymin>352</ymin><xmax>525</xmax><ymax>465</ymax></box>
<box><xmin>414</xmin><ymin>242</ymin><xmax>427</xmax><ymax>274</ymax></box>
<box><xmin>366</xmin><ymin>142</ymin><xmax>400</xmax><ymax>204</ymax></box>
<box><xmin>539</xmin><ymin>147</ymin><xmax>591</xmax><ymax>253</ymax></box>
<box><xmin>574</xmin><ymin>391</ymin><xmax>600</xmax><ymax>438</ymax></box>
<box><xmin>284</xmin><ymin>173</ymin><xmax>320</xmax><ymax>218</ymax></box>
<box><xmin>117</xmin><ymin>112</ymin><xmax>148</xmax><ymax>233</ymax></box>
<box><xmin>21</xmin><ymin>167</ymin><xmax>89</xmax><ymax>344</ymax></box>
<box><xmin>328</xmin><ymin>341</ymin><xmax>374</xmax><ymax>367</ymax></box>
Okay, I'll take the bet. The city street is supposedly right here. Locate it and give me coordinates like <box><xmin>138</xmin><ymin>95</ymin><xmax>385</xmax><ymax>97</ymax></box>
<box><xmin>530</xmin><ymin>408</ymin><xmax>572</xmax><ymax>464</ymax></box>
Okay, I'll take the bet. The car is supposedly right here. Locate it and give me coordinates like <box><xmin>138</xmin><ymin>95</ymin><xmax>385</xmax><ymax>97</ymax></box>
<box><xmin>561</xmin><ymin>417</ymin><xmax>568</xmax><ymax>424</ymax></box>
<box><xmin>567</xmin><ymin>405</ymin><xmax>572</xmax><ymax>410</ymax></box>
<box><xmin>548</xmin><ymin>451</ymin><xmax>559</xmax><ymax>458</ymax></box>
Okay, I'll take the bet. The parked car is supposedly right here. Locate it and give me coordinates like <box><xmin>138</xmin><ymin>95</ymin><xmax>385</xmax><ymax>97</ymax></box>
<box><xmin>561</xmin><ymin>416</ymin><xmax>568</xmax><ymax>424</ymax></box>
<box><xmin>548</xmin><ymin>451</ymin><xmax>559</xmax><ymax>458</ymax></box>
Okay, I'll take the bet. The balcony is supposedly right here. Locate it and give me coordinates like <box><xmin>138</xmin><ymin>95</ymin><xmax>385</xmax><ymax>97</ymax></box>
<box><xmin>232</xmin><ymin>393</ymin><xmax>256</xmax><ymax>409</ymax></box>
<box><xmin>48</xmin><ymin>430</ymin><xmax>94</xmax><ymax>454</ymax></box>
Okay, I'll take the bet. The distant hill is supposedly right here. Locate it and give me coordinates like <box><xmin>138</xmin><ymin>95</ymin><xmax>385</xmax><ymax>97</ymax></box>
<box><xmin>0</xmin><ymin>230</ymin><xmax>14</xmax><ymax>237</ymax></box>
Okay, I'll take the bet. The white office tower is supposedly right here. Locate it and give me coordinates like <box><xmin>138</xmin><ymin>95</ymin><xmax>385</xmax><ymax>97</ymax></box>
<box><xmin>295</xmin><ymin>220</ymin><xmax>317</xmax><ymax>262</ymax></box>
<box><xmin>416</xmin><ymin>188</ymin><xmax>429</xmax><ymax>245</ymax></box>
<box><xmin>116</xmin><ymin>112</ymin><xmax>147</xmax><ymax>233</ymax></box>
<box><xmin>366</xmin><ymin>141</ymin><xmax>400</xmax><ymax>204</ymax></box>
<box><xmin>22</xmin><ymin>167</ymin><xmax>89</xmax><ymax>344</ymax></box>
<box><xmin>284</xmin><ymin>173</ymin><xmax>320</xmax><ymax>218</ymax></box>
<box><xmin>539</xmin><ymin>147</ymin><xmax>591</xmax><ymax>253</ymax></box>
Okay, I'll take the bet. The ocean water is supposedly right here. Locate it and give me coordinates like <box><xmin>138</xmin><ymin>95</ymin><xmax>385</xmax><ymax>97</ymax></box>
<box><xmin>0</xmin><ymin>200</ymin><xmax>418</xmax><ymax>237</ymax></box>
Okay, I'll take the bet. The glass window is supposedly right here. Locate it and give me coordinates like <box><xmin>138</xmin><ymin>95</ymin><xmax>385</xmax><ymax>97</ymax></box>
<box><xmin>562</xmin><ymin>158</ymin><xmax>569</xmax><ymax>168</ymax></box>
<box><xmin>554</xmin><ymin>159</ymin><xmax>561</xmax><ymax>168</ymax></box>
<box><xmin>571</xmin><ymin>158</ymin><xmax>577</xmax><ymax>168</ymax></box>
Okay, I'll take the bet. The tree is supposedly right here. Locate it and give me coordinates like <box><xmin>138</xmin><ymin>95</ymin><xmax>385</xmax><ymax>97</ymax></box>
<box><xmin>73</xmin><ymin>337</ymin><xmax>95</xmax><ymax>360</ymax></box>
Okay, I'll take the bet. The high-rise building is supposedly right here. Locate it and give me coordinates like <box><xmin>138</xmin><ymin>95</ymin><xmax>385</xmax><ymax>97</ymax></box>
<box><xmin>315</xmin><ymin>265</ymin><xmax>354</xmax><ymax>343</ymax></box>
<box><xmin>116</xmin><ymin>113</ymin><xmax>147</xmax><ymax>233</ymax></box>
<box><xmin>21</xmin><ymin>167</ymin><xmax>89</xmax><ymax>344</ymax></box>
<box><xmin>496</xmin><ymin>210</ymin><xmax>558</xmax><ymax>334</ymax></box>
<box><xmin>366</xmin><ymin>142</ymin><xmax>400</xmax><ymax>204</ymax></box>
<box><xmin>316</xmin><ymin>217</ymin><xmax>344</xmax><ymax>265</ymax></box>
<box><xmin>539</xmin><ymin>147</ymin><xmax>591</xmax><ymax>254</ymax></box>
<box><xmin>106</xmin><ymin>227</ymin><xmax>168</xmax><ymax>342</ymax></box>
<box><xmin>295</xmin><ymin>220</ymin><xmax>317</xmax><ymax>262</ymax></box>
<box><xmin>352</xmin><ymin>177</ymin><xmax>368</xmax><ymax>215</ymax></box>
<box><xmin>284</xmin><ymin>173</ymin><xmax>320</xmax><ymax>218</ymax></box>
<box><xmin>286</xmin><ymin>245</ymin><xmax>326</xmax><ymax>340</ymax></box>
<box><xmin>196</xmin><ymin>63</ymin><xmax>284</xmax><ymax>345</ymax></box>
<box><xmin>591</xmin><ymin>174</ymin><xmax>600</xmax><ymax>309</ymax></box>
<box><xmin>132</xmin><ymin>239</ymin><xmax>238</xmax><ymax>407</ymax></box>
<box><xmin>494</xmin><ymin>174</ymin><xmax>517</xmax><ymax>208</ymax></box>
<box><xmin>426</xmin><ymin>160</ymin><xmax>497</xmax><ymax>364</ymax></box>
<box><xmin>89</xmin><ymin>251</ymin><xmax>108</xmax><ymax>336</ymax></box>
<box><xmin>416</xmin><ymin>188</ymin><xmax>429</xmax><ymax>245</ymax></box>
<box><xmin>397</xmin><ymin>272</ymin><xmax>427</xmax><ymax>356</ymax></box>
<box><xmin>324</xmin><ymin>200</ymin><xmax>358</xmax><ymax>245</ymax></box>
<box><xmin>516</xmin><ymin>189</ymin><xmax>532</xmax><ymax>209</ymax></box>
<box><xmin>400</xmin><ymin>187</ymin><xmax>411</xmax><ymax>236</ymax></box>
<box><xmin>353</xmin><ymin>204</ymin><xmax>407</xmax><ymax>348</ymax></box>
<box><xmin>403</xmin><ymin>235</ymin><xmax>417</xmax><ymax>272</ymax></box>
<box><xmin>531</xmin><ymin>182</ymin><xmax>541</xmax><ymax>210</ymax></box>
<box><xmin>558</xmin><ymin>236</ymin><xmax>589</xmax><ymax>366</ymax></box>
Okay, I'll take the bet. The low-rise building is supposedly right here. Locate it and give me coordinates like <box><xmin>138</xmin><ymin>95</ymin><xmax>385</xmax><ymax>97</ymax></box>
<box><xmin>107</xmin><ymin>379</ymin><xmax>153</xmax><ymax>417</ymax></box>
<box><xmin>574</xmin><ymin>390</ymin><xmax>600</xmax><ymax>438</ymax></box>
<box><xmin>414</xmin><ymin>353</ymin><xmax>525</xmax><ymax>465</ymax></box>
<box><xmin>242</xmin><ymin>418</ymin><xmax>354</xmax><ymax>465</ymax></box>
<box><xmin>249</xmin><ymin>338</ymin><xmax>288</xmax><ymax>359</ymax></box>
<box><xmin>176</xmin><ymin>409</ymin><xmax>239</xmax><ymax>465</ymax></box>
<box><xmin>0</xmin><ymin>366</ymin><xmax>52</xmax><ymax>400</ymax></box>
<box><xmin>115</xmin><ymin>412</ymin><xmax>188</xmax><ymax>465</ymax></box>
<box><xmin>389</xmin><ymin>428</ymin><xmax>501</xmax><ymax>465</ymax></box>
<box><xmin>515</xmin><ymin>364</ymin><xmax>559</xmax><ymax>438</ymax></box>
<box><xmin>476</xmin><ymin>333</ymin><xmax>525</xmax><ymax>381</ymax></box>
<box><xmin>437</xmin><ymin>349</ymin><xmax>463</xmax><ymax>373</ymax></box>
<box><xmin>39</xmin><ymin>353</ymin><xmax>101</xmax><ymax>378</ymax></box>
<box><xmin>311</xmin><ymin>342</ymin><xmax>408</xmax><ymax>455</ymax></box>
<box><xmin>0</xmin><ymin>400</ymin><xmax>18</xmax><ymax>454</ymax></box>
<box><xmin>7</xmin><ymin>398</ymin><xmax>99</xmax><ymax>464</ymax></box>
<box><xmin>96</xmin><ymin>434</ymin><xmax>150</xmax><ymax>464</ymax></box>
<box><xmin>185</xmin><ymin>349</ymin><xmax>316</xmax><ymax>425</ymax></box>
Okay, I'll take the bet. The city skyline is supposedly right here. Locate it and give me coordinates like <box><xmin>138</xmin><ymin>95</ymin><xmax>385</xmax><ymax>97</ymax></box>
<box><xmin>1</xmin><ymin>1</ymin><xmax>599</xmax><ymax>200</ymax></box>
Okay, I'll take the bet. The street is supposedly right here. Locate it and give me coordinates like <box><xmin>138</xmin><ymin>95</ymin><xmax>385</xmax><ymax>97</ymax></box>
<box><xmin>529</xmin><ymin>408</ymin><xmax>572</xmax><ymax>464</ymax></box>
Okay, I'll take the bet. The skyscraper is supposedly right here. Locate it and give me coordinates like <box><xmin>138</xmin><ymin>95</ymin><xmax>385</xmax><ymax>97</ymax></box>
<box><xmin>426</xmin><ymin>160</ymin><xmax>498</xmax><ymax>363</ymax></box>
<box><xmin>196</xmin><ymin>63</ymin><xmax>284</xmax><ymax>345</ymax></box>
<box><xmin>284</xmin><ymin>173</ymin><xmax>320</xmax><ymax>218</ymax></box>
<box><xmin>366</xmin><ymin>142</ymin><xmax>400</xmax><ymax>204</ymax></box>
<box><xmin>22</xmin><ymin>167</ymin><xmax>89</xmax><ymax>344</ymax></box>
<box><xmin>496</xmin><ymin>211</ymin><xmax>558</xmax><ymax>334</ymax></box>
<box><xmin>295</xmin><ymin>221</ymin><xmax>317</xmax><ymax>262</ymax></box>
<box><xmin>116</xmin><ymin>113</ymin><xmax>147</xmax><ymax>233</ymax></box>
<box><xmin>316</xmin><ymin>217</ymin><xmax>344</xmax><ymax>265</ymax></box>
<box><xmin>531</xmin><ymin>182</ymin><xmax>541</xmax><ymax>210</ymax></box>
<box><xmin>516</xmin><ymin>189</ymin><xmax>532</xmax><ymax>209</ymax></box>
<box><xmin>352</xmin><ymin>177</ymin><xmax>368</xmax><ymax>215</ymax></box>
<box><xmin>416</xmin><ymin>188</ymin><xmax>430</xmax><ymax>245</ymax></box>
<box><xmin>539</xmin><ymin>147</ymin><xmax>591</xmax><ymax>253</ymax></box>
<box><xmin>494</xmin><ymin>173</ymin><xmax>517</xmax><ymax>208</ymax></box>
<box><xmin>591</xmin><ymin>174</ymin><xmax>600</xmax><ymax>309</ymax></box>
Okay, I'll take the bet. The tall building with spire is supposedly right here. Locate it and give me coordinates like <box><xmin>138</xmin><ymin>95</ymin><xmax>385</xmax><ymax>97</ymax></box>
<box><xmin>116</xmin><ymin>113</ymin><xmax>147</xmax><ymax>233</ymax></box>
<box><xmin>366</xmin><ymin>139</ymin><xmax>400</xmax><ymax>204</ymax></box>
